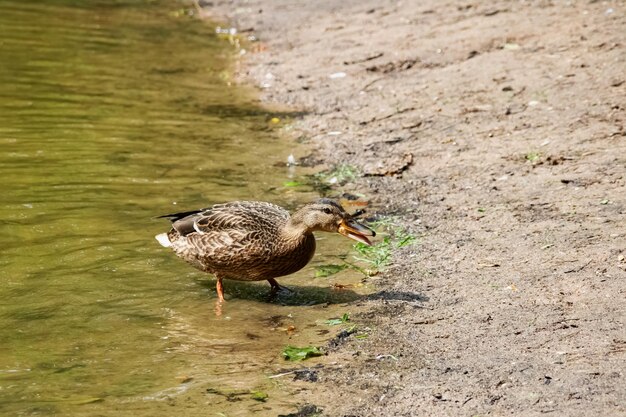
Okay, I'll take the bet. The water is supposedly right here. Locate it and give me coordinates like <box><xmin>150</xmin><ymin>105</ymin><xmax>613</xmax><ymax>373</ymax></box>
<box><xmin>0</xmin><ymin>1</ymin><xmax>369</xmax><ymax>415</ymax></box>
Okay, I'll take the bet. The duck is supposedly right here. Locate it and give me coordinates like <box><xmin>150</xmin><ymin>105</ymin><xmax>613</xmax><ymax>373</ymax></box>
<box><xmin>155</xmin><ymin>198</ymin><xmax>375</xmax><ymax>302</ymax></box>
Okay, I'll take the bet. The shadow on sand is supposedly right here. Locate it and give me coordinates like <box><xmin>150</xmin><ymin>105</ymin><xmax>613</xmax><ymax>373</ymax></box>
<box><xmin>197</xmin><ymin>279</ymin><xmax>428</xmax><ymax>307</ymax></box>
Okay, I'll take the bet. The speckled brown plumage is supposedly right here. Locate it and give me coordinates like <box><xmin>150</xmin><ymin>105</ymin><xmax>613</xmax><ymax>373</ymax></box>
<box><xmin>155</xmin><ymin>199</ymin><xmax>375</xmax><ymax>302</ymax></box>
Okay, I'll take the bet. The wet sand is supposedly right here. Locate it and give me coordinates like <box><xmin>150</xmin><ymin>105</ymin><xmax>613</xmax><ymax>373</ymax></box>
<box><xmin>205</xmin><ymin>1</ymin><xmax>625</xmax><ymax>415</ymax></box>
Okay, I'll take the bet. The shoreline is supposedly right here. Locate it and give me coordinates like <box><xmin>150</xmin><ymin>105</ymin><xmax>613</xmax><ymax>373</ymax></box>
<box><xmin>205</xmin><ymin>1</ymin><xmax>625</xmax><ymax>416</ymax></box>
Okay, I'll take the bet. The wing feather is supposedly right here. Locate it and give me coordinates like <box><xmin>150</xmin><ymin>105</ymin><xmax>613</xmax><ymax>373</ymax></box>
<box><xmin>165</xmin><ymin>201</ymin><xmax>290</xmax><ymax>278</ymax></box>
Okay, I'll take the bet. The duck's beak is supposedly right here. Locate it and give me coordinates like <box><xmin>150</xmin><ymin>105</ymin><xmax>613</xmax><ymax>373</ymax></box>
<box><xmin>338</xmin><ymin>218</ymin><xmax>376</xmax><ymax>246</ymax></box>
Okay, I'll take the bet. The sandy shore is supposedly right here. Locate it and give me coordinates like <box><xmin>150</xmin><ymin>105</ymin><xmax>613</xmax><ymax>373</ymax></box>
<box><xmin>206</xmin><ymin>1</ymin><xmax>625</xmax><ymax>415</ymax></box>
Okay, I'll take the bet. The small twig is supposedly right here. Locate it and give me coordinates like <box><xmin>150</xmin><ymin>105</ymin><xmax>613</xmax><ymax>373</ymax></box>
<box><xmin>361</xmin><ymin>77</ymin><xmax>385</xmax><ymax>91</ymax></box>
<box><xmin>360</xmin><ymin>106</ymin><xmax>417</xmax><ymax>125</ymax></box>
<box><xmin>344</xmin><ymin>52</ymin><xmax>384</xmax><ymax>65</ymax></box>
<box><xmin>412</xmin><ymin>318</ymin><xmax>442</xmax><ymax>325</ymax></box>
<box><xmin>268</xmin><ymin>370</ymin><xmax>297</xmax><ymax>379</ymax></box>
<box><xmin>512</xmin><ymin>86</ymin><xmax>527</xmax><ymax>97</ymax></box>
<box><xmin>559</xmin><ymin>329</ymin><xmax>582</xmax><ymax>341</ymax></box>
<box><xmin>564</xmin><ymin>260</ymin><xmax>592</xmax><ymax>274</ymax></box>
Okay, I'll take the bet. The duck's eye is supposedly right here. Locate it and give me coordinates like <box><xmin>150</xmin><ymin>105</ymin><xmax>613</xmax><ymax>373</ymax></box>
<box><xmin>322</xmin><ymin>207</ymin><xmax>332</xmax><ymax>214</ymax></box>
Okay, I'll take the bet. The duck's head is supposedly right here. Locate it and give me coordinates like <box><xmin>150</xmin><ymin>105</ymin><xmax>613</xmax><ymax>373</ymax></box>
<box><xmin>293</xmin><ymin>198</ymin><xmax>376</xmax><ymax>245</ymax></box>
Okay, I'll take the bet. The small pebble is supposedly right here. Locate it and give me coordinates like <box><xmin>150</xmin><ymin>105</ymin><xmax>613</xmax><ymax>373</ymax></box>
<box><xmin>329</xmin><ymin>72</ymin><xmax>347</xmax><ymax>79</ymax></box>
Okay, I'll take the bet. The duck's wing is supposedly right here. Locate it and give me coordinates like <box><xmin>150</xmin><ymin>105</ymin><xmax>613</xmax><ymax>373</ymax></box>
<box><xmin>166</xmin><ymin>202</ymin><xmax>289</xmax><ymax>275</ymax></box>
<box><xmin>190</xmin><ymin>201</ymin><xmax>289</xmax><ymax>234</ymax></box>
<box><xmin>166</xmin><ymin>201</ymin><xmax>288</xmax><ymax>237</ymax></box>
<box><xmin>159</xmin><ymin>201</ymin><xmax>287</xmax><ymax>248</ymax></box>
<box><xmin>158</xmin><ymin>201</ymin><xmax>289</xmax><ymax>236</ymax></box>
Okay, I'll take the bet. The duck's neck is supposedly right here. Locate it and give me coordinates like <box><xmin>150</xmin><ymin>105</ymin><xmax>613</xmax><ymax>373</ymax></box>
<box><xmin>280</xmin><ymin>212</ymin><xmax>311</xmax><ymax>242</ymax></box>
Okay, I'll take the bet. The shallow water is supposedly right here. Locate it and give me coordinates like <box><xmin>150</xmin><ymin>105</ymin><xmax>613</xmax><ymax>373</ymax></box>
<box><xmin>0</xmin><ymin>1</ymin><xmax>369</xmax><ymax>416</ymax></box>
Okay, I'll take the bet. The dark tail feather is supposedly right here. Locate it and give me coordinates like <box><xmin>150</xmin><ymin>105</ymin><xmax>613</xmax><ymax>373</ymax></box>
<box><xmin>156</xmin><ymin>208</ymin><xmax>207</xmax><ymax>223</ymax></box>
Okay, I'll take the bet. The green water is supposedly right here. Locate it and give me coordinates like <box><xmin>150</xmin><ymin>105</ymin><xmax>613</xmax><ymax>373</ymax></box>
<box><xmin>0</xmin><ymin>1</ymin><xmax>368</xmax><ymax>416</ymax></box>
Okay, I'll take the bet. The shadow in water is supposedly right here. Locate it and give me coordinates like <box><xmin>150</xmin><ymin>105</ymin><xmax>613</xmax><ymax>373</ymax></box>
<box><xmin>198</xmin><ymin>279</ymin><xmax>362</xmax><ymax>306</ymax></box>
<box><xmin>197</xmin><ymin>279</ymin><xmax>428</xmax><ymax>307</ymax></box>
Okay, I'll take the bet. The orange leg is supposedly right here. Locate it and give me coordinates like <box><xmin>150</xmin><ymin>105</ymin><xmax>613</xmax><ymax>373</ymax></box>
<box><xmin>216</xmin><ymin>277</ymin><xmax>225</xmax><ymax>303</ymax></box>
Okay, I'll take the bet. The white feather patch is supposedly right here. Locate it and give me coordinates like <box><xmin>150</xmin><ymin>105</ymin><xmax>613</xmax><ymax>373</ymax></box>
<box><xmin>193</xmin><ymin>221</ymin><xmax>205</xmax><ymax>234</ymax></box>
<box><xmin>155</xmin><ymin>233</ymin><xmax>172</xmax><ymax>247</ymax></box>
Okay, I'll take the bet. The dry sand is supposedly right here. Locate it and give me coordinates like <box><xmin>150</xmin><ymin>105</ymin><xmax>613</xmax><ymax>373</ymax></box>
<box><xmin>206</xmin><ymin>1</ymin><xmax>625</xmax><ymax>415</ymax></box>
